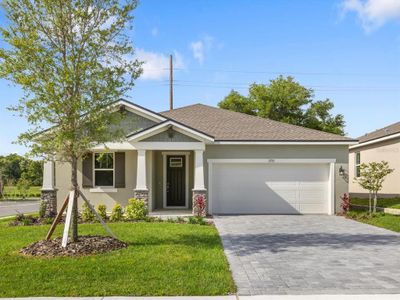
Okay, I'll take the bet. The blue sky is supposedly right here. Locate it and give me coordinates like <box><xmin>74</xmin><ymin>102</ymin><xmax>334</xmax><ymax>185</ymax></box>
<box><xmin>1</xmin><ymin>0</ymin><xmax>400</xmax><ymax>155</ymax></box>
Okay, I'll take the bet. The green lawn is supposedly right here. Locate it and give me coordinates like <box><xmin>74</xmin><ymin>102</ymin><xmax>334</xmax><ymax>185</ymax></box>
<box><xmin>0</xmin><ymin>221</ymin><xmax>236</xmax><ymax>297</ymax></box>
<box><xmin>1</xmin><ymin>185</ymin><xmax>41</xmax><ymax>200</ymax></box>
<box><xmin>351</xmin><ymin>197</ymin><xmax>400</xmax><ymax>209</ymax></box>
<box><xmin>348</xmin><ymin>210</ymin><xmax>400</xmax><ymax>233</ymax></box>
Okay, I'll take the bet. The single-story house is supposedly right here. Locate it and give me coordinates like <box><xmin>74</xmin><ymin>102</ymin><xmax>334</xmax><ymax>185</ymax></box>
<box><xmin>41</xmin><ymin>99</ymin><xmax>357</xmax><ymax>215</ymax></box>
<box><xmin>349</xmin><ymin>121</ymin><xmax>400</xmax><ymax>198</ymax></box>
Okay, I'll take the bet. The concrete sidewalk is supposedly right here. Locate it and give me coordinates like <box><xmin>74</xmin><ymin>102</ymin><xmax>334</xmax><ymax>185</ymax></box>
<box><xmin>3</xmin><ymin>295</ymin><xmax>400</xmax><ymax>300</ymax></box>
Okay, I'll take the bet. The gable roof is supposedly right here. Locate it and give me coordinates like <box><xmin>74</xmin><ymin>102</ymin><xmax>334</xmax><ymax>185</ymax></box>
<box><xmin>357</xmin><ymin>121</ymin><xmax>400</xmax><ymax>144</ymax></box>
<box><xmin>160</xmin><ymin>104</ymin><xmax>356</xmax><ymax>143</ymax></box>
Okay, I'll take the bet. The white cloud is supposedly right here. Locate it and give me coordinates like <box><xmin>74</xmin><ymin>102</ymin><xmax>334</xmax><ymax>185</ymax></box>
<box><xmin>189</xmin><ymin>35</ymin><xmax>221</xmax><ymax>64</ymax></box>
<box><xmin>190</xmin><ymin>41</ymin><xmax>205</xmax><ymax>64</ymax></box>
<box><xmin>342</xmin><ymin>0</ymin><xmax>400</xmax><ymax>31</ymax></box>
<box><xmin>136</xmin><ymin>49</ymin><xmax>185</xmax><ymax>80</ymax></box>
<box><xmin>151</xmin><ymin>27</ymin><xmax>159</xmax><ymax>37</ymax></box>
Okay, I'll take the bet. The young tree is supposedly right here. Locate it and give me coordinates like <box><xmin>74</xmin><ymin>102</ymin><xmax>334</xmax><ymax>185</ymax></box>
<box><xmin>0</xmin><ymin>0</ymin><xmax>141</xmax><ymax>241</ymax></box>
<box><xmin>356</xmin><ymin>161</ymin><xmax>394</xmax><ymax>213</ymax></box>
<box><xmin>218</xmin><ymin>75</ymin><xmax>345</xmax><ymax>135</ymax></box>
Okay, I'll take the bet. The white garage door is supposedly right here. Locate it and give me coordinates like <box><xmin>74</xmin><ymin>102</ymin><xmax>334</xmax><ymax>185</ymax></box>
<box><xmin>210</xmin><ymin>162</ymin><xmax>332</xmax><ymax>215</ymax></box>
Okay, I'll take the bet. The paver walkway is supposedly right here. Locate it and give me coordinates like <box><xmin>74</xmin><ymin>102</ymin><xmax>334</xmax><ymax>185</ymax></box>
<box><xmin>215</xmin><ymin>215</ymin><xmax>400</xmax><ymax>295</ymax></box>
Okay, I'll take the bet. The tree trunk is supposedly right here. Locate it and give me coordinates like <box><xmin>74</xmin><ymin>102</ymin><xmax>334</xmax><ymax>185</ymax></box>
<box><xmin>368</xmin><ymin>192</ymin><xmax>372</xmax><ymax>214</ymax></box>
<box><xmin>71</xmin><ymin>156</ymin><xmax>79</xmax><ymax>242</ymax></box>
<box><xmin>0</xmin><ymin>178</ymin><xmax>3</xmax><ymax>198</ymax></box>
<box><xmin>373</xmin><ymin>192</ymin><xmax>378</xmax><ymax>213</ymax></box>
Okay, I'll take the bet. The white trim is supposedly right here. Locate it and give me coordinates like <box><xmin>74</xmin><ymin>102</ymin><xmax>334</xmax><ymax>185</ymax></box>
<box><xmin>135</xmin><ymin>149</ymin><xmax>147</xmax><ymax>190</ymax></box>
<box><xmin>132</xmin><ymin>142</ymin><xmax>205</xmax><ymax>151</ymax></box>
<box><xmin>89</xmin><ymin>188</ymin><xmax>118</xmax><ymax>193</ymax></box>
<box><xmin>349</xmin><ymin>132</ymin><xmax>400</xmax><ymax>149</ymax></box>
<box><xmin>328</xmin><ymin>162</ymin><xmax>335</xmax><ymax>216</ymax></box>
<box><xmin>148</xmin><ymin>150</ymin><xmax>153</xmax><ymax>212</ymax></box>
<box><xmin>193</xmin><ymin>150</ymin><xmax>205</xmax><ymax>190</ymax></box>
<box><xmin>127</xmin><ymin>120</ymin><xmax>214</xmax><ymax>142</ymax></box>
<box><xmin>91</xmin><ymin>142</ymin><xmax>135</xmax><ymax>151</ymax></box>
<box><xmin>162</xmin><ymin>152</ymin><xmax>190</xmax><ymax>209</ymax></box>
<box><xmin>207</xmin><ymin>158</ymin><xmax>337</xmax><ymax>215</ymax></box>
<box><xmin>93</xmin><ymin>152</ymin><xmax>115</xmax><ymax>188</ymax></box>
<box><xmin>113</xmin><ymin>100</ymin><xmax>166</xmax><ymax>122</ymax></box>
<box><xmin>214</xmin><ymin>141</ymin><xmax>357</xmax><ymax>145</ymax></box>
<box><xmin>42</xmin><ymin>160</ymin><xmax>55</xmax><ymax>190</ymax></box>
<box><xmin>207</xmin><ymin>158</ymin><xmax>336</xmax><ymax>164</ymax></box>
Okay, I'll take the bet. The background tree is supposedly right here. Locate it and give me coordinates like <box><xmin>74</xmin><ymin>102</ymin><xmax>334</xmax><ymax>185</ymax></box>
<box><xmin>218</xmin><ymin>75</ymin><xmax>345</xmax><ymax>135</ymax></box>
<box><xmin>0</xmin><ymin>0</ymin><xmax>141</xmax><ymax>241</ymax></box>
<box><xmin>356</xmin><ymin>161</ymin><xmax>394</xmax><ymax>213</ymax></box>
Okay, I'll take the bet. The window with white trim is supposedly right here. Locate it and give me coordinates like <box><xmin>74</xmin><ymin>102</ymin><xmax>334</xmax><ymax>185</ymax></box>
<box><xmin>94</xmin><ymin>153</ymin><xmax>114</xmax><ymax>187</ymax></box>
<box><xmin>355</xmin><ymin>152</ymin><xmax>361</xmax><ymax>178</ymax></box>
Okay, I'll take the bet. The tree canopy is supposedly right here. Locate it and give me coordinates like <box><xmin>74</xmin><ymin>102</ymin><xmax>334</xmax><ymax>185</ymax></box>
<box><xmin>218</xmin><ymin>76</ymin><xmax>346</xmax><ymax>135</ymax></box>
<box><xmin>0</xmin><ymin>0</ymin><xmax>141</xmax><ymax>239</ymax></box>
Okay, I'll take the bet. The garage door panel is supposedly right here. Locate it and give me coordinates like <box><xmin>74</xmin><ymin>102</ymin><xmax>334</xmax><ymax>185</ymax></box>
<box><xmin>211</xmin><ymin>163</ymin><xmax>330</xmax><ymax>215</ymax></box>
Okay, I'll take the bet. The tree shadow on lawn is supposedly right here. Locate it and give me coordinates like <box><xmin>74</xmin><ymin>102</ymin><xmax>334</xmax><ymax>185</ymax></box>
<box><xmin>220</xmin><ymin>232</ymin><xmax>400</xmax><ymax>255</ymax></box>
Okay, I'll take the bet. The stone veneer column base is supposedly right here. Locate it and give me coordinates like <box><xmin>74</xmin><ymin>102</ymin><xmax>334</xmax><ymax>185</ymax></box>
<box><xmin>40</xmin><ymin>189</ymin><xmax>58</xmax><ymax>217</ymax></box>
<box><xmin>134</xmin><ymin>189</ymin><xmax>149</xmax><ymax>207</ymax></box>
<box><xmin>192</xmin><ymin>189</ymin><xmax>207</xmax><ymax>217</ymax></box>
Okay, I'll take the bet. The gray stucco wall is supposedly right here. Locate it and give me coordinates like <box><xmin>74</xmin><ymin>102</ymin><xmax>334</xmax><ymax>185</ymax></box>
<box><xmin>203</xmin><ymin>144</ymin><xmax>349</xmax><ymax>214</ymax></box>
<box><xmin>54</xmin><ymin>144</ymin><xmax>348</xmax><ymax>214</ymax></box>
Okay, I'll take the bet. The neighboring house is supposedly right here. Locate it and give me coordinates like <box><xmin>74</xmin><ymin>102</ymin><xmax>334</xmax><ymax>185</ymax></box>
<box><xmin>349</xmin><ymin>122</ymin><xmax>400</xmax><ymax>198</ymax></box>
<box><xmin>42</xmin><ymin>99</ymin><xmax>357</xmax><ymax>215</ymax></box>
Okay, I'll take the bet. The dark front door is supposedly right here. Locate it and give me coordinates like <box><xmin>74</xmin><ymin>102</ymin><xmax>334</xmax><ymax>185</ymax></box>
<box><xmin>166</xmin><ymin>155</ymin><xmax>186</xmax><ymax>207</ymax></box>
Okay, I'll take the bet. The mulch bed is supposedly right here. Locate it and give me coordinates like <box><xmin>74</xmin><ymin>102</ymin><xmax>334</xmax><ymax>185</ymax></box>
<box><xmin>20</xmin><ymin>235</ymin><xmax>128</xmax><ymax>257</ymax></box>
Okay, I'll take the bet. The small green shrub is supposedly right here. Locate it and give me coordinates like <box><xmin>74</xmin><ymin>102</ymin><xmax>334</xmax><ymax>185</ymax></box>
<box><xmin>125</xmin><ymin>198</ymin><xmax>148</xmax><ymax>220</ymax></box>
<box><xmin>81</xmin><ymin>202</ymin><xmax>95</xmax><ymax>222</ymax></box>
<box><xmin>110</xmin><ymin>203</ymin><xmax>124</xmax><ymax>222</ymax></box>
<box><xmin>188</xmin><ymin>216</ymin><xmax>206</xmax><ymax>225</ymax></box>
<box><xmin>176</xmin><ymin>216</ymin><xmax>185</xmax><ymax>223</ymax></box>
<box><xmin>97</xmin><ymin>204</ymin><xmax>107</xmax><ymax>221</ymax></box>
<box><xmin>166</xmin><ymin>217</ymin><xmax>176</xmax><ymax>223</ymax></box>
<box><xmin>38</xmin><ymin>201</ymin><xmax>46</xmax><ymax>218</ymax></box>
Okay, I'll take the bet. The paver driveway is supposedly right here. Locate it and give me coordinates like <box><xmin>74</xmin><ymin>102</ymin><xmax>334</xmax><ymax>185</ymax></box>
<box><xmin>214</xmin><ymin>215</ymin><xmax>400</xmax><ymax>295</ymax></box>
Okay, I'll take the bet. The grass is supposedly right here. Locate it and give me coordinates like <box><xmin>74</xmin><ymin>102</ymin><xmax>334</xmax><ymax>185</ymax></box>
<box><xmin>347</xmin><ymin>210</ymin><xmax>400</xmax><ymax>233</ymax></box>
<box><xmin>1</xmin><ymin>185</ymin><xmax>41</xmax><ymax>200</ymax></box>
<box><xmin>351</xmin><ymin>197</ymin><xmax>400</xmax><ymax>209</ymax></box>
<box><xmin>0</xmin><ymin>220</ymin><xmax>236</xmax><ymax>297</ymax></box>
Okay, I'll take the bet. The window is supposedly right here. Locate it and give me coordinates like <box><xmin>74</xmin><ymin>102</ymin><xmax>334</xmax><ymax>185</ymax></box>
<box><xmin>355</xmin><ymin>152</ymin><xmax>361</xmax><ymax>177</ymax></box>
<box><xmin>169</xmin><ymin>157</ymin><xmax>183</xmax><ymax>168</ymax></box>
<box><xmin>94</xmin><ymin>153</ymin><xmax>114</xmax><ymax>186</ymax></box>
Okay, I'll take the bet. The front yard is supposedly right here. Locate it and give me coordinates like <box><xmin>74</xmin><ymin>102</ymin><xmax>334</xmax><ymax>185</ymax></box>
<box><xmin>347</xmin><ymin>210</ymin><xmax>400</xmax><ymax>233</ymax></box>
<box><xmin>351</xmin><ymin>197</ymin><xmax>400</xmax><ymax>209</ymax></box>
<box><xmin>0</xmin><ymin>220</ymin><xmax>236</xmax><ymax>297</ymax></box>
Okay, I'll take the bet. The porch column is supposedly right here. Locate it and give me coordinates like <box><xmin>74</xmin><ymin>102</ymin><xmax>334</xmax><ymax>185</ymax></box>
<box><xmin>192</xmin><ymin>150</ymin><xmax>207</xmax><ymax>217</ymax></box>
<box><xmin>134</xmin><ymin>149</ymin><xmax>149</xmax><ymax>206</ymax></box>
<box><xmin>41</xmin><ymin>160</ymin><xmax>57</xmax><ymax>217</ymax></box>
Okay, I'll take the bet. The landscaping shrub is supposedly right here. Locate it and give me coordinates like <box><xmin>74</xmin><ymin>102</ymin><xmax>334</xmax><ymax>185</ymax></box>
<box><xmin>110</xmin><ymin>203</ymin><xmax>124</xmax><ymax>222</ymax></box>
<box><xmin>97</xmin><ymin>204</ymin><xmax>107</xmax><ymax>220</ymax></box>
<box><xmin>125</xmin><ymin>198</ymin><xmax>148</xmax><ymax>220</ymax></box>
<box><xmin>340</xmin><ymin>193</ymin><xmax>350</xmax><ymax>214</ymax></box>
<box><xmin>81</xmin><ymin>202</ymin><xmax>96</xmax><ymax>222</ymax></box>
<box><xmin>188</xmin><ymin>216</ymin><xmax>206</xmax><ymax>225</ymax></box>
<box><xmin>38</xmin><ymin>201</ymin><xmax>46</xmax><ymax>218</ymax></box>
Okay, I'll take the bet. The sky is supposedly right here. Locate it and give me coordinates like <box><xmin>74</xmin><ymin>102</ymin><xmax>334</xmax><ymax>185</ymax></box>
<box><xmin>1</xmin><ymin>0</ymin><xmax>400</xmax><ymax>155</ymax></box>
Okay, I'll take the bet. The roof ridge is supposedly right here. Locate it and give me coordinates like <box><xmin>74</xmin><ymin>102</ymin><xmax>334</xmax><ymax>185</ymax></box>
<box><xmin>159</xmin><ymin>103</ymin><xmax>204</xmax><ymax>114</ymax></box>
<box><xmin>359</xmin><ymin>121</ymin><xmax>400</xmax><ymax>138</ymax></box>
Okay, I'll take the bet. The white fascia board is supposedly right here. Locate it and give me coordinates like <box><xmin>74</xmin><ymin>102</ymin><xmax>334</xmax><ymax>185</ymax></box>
<box><xmin>113</xmin><ymin>100</ymin><xmax>166</xmax><ymax>122</ymax></box>
<box><xmin>349</xmin><ymin>132</ymin><xmax>400</xmax><ymax>150</ymax></box>
<box><xmin>207</xmin><ymin>158</ymin><xmax>336</xmax><ymax>164</ymax></box>
<box><xmin>213</xmin><ymin>141</ymin><xmax>358</xmax><ymax>145</ymax></box>
<box><xmin>128</xmin><ymin>120</ymin><xmax>214</xmax><ymax>142</ymax></box>
<box><xmin>133</xmin><ymin>142</ymin><xmax>205</xmax><ymax>151</ymax></box>
<box><xmin>90</xmin><ymin>142</ymin><xmax>135</xmax><ymax>150</ymax></box>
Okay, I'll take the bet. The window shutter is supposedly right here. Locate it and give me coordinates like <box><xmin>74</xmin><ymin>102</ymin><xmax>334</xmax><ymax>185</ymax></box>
<box><xmin>114</xmin><ymin>152</ymin><xmax>126</xmax><ymax>188</ymax></box>
<box><xmin>82</xmin><ymin>153</ymin><xmax>93</xmax><ymax>188</ymax></box>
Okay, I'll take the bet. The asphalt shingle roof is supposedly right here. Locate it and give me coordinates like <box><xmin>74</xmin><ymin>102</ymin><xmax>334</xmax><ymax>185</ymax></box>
<box><xmin>161</xmin><ymin>103</ymin><xmax>356</xmax><ymax>142</ymax></box>
<box><xmin>358</xmin><ymin>121</ymin><xmax>400</xmax><ymax>144</ymax></box>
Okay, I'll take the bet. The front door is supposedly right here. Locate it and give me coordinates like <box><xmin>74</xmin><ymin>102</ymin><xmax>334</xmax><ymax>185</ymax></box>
<box><xmin>166</xmin><ymin>155</ymin><xmax>186</xmax><ymax>207</ymax></box>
